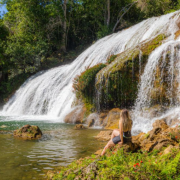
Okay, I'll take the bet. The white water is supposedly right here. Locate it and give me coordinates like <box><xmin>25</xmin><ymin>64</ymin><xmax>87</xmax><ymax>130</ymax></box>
<box><xmin>133</xmin><ymin>27</ymin><xmax>180</xmax><ymax>133</ymax></box>
<box><xmin>1</xmin><ymin>11</ymin><xmax>180</xmax><ymax>128</ymax></box>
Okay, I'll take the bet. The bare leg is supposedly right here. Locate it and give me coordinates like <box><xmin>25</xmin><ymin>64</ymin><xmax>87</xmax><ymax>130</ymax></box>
<box><xmin>111</xmin><ymin>129</ymin><xmax>120</xmax><ymax>140</ymax></box>
<box><xmin>101</xmin><ymin>139</ymin><xmax>115</xmax><ymax>156</ymax></box>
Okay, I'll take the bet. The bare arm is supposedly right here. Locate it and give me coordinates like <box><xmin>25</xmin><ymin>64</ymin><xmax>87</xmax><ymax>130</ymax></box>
<box><xmin>119</xmin><ymin>120</ymin><xmax>123</xmax><ymax>144</ymax></box>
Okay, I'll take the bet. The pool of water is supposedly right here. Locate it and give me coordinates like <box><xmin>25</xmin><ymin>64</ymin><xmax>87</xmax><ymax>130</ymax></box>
<box><xmin>0</xmin><ymin>117</ymin><xmax>105</xmax><ymax>180</ymax></box>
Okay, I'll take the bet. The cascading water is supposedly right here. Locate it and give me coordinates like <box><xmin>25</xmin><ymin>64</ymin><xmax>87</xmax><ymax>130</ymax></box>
<box><xmin>133</xmin><ymin>36</ymin><xmax>180</xmax><ymax>134</ymax></box>
<box><xmin>1</xmin><ymin>11</ymin><xmax>180</xmax><ymax>126</ymax></box>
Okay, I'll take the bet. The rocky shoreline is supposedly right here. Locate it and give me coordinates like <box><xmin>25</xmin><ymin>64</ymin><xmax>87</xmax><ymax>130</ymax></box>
<box><xmin>47</xmin><ymin>119</ymin><xmax>180</xmax><ymax>180</ymax></box>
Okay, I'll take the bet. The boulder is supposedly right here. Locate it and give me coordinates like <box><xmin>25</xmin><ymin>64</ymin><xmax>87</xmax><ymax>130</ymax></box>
<box><xmin>115</xmin><ymin>141</ymin><xmax>139</xmax><ymax>152</ymax></box>
<box><xmin>132</xmin><ymin>120</ymin><xmax>179</xmax><ymax>152</ymax></box>
<box><xmin>64</xmin><ymin>106</ymin><xmax>86</xmax><ymax>124</ymax></box>
<box><xmin>14</xmin><ymin>124</ymin><xmax>42</xmax><ymax>140</ymax></box>
<box><xmin>152</xmin><ymin>119</ymin><xmax>168</xmax><ymax>130</ymax></box>
<box><xmin>103</xmin><ymin>108</ymin><xmax>121</xmax><ymax>129</ymax></box>
<box><xmin>74</xmin><ymin>124</ymin><xmax>86</xmax><ymax>130</ymax></box>
<box><xmin>95</xmin><ymin>131</ymin><xmax>112</xmax><ymax>141</ymax></box>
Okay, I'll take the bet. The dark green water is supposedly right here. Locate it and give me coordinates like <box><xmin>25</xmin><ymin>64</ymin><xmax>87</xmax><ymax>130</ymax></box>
<box><xmin>0</xmin><ymin>117</ymin><xmax>105</xmax><ymax>180</ymax></box>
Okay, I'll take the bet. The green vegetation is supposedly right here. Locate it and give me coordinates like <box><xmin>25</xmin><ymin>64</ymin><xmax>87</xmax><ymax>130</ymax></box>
<box><xmin>73</xmin><ymin>63</ymin><xmax>106</xmax><ymax>112</ymax></box>
<box><xmin>52</xmin><ymin>145</ymin><xmax>180</xmax><ymax>180</ymax></box>
<box><xmin>94</xmin><ymin>34</ymin><xmax>166</xmax><ymax>111</ymax></box>
<box><xmin>107</xmin><ymin>55</ymin><xmax>117</xmax><ymax>64</ymax></box>
<box><xmin>0</xmin><ymin>0</ymin><xmax>180</xmax><ymax>103</ymax></box>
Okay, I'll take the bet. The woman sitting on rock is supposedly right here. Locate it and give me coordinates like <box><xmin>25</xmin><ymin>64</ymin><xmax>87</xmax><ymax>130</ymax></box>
<box><xmin>101</xmin><ymin>109</ymin><xmax>133</xmax><ymax>156</ymax></box>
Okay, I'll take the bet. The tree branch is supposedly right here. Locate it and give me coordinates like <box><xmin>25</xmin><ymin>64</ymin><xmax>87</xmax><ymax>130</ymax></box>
<box><xmin>112</xmin><ymin>1</ymin><xmax>138</xmax><ymax>33</ymax></box>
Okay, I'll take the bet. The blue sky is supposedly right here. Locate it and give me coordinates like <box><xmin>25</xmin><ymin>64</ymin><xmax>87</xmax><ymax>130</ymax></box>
<box><xmin>0</xmin><ymin>5</ymin><xmax>7</xmax><ymax>16</ymax></box>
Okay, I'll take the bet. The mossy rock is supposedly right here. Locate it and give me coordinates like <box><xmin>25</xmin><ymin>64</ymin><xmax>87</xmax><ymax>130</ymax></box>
<box><xmin>95</xmin><ymin>34</ymin><xmax>166</xmax><ymax>110</ymax></box>
<box><xmin>14</xmin><ymin>124</ymin><xmax>42</xmax><ymax>140</ymax></box>
<box><xmin>73</xmin><ymin>63</ymin><xmax>106</xmax><ymax>112</ymax></box>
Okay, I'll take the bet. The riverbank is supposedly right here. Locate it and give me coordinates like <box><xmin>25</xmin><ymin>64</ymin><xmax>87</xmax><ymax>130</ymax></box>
<box><xmin>48</xmin><ymin>120</ymin><xmax>180</xmax><ymax>180</ymax></box>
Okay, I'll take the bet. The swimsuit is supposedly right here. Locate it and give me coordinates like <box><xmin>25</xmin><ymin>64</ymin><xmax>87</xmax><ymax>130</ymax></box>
<box><xmin>112</xmin><ymin>131</ymin><xmax>132</xmax><ymax>144</ymax></box>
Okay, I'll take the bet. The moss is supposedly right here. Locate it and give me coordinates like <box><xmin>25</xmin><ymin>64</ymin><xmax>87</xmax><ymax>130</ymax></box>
<box><xmin>94</xmin><ymin>34</ymin><xmax>166</xmax><ymax>111</ymax></box>
<box><xmin>107</xmin><ymin>55</ymin><xmax>117</xmax><ymax>64</ymax></box>
<box><xmin>73</xmin><ymin>63</ymin><xmax>106</xmax><ymax>112</ymax></box>
<box><xmin>141</xmin><ymin>34</ymin><xmax>166</xmax><ymax>56</ymax></box>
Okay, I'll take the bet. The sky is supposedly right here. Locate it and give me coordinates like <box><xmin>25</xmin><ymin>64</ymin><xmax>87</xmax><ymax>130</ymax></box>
<box><xmin>0</xmin><ymin>5</ymin><xmax>7</xmax><ymax>16</ymax></box>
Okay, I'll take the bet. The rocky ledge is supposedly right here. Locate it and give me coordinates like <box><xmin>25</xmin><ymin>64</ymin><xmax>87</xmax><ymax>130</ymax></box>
<box><xmin>95</xmin><ymin>119</ymin><xmax>179</xmax><ymax>154</ymax></box>
<box><xmin>14</xmin><ymin>124</ymin><xmax>42</xmax><ymax>140</ymax></box>
<box><xmin>47</xmin><ymin>119</ymin><xmax>180</xmax><ymax>180</ymax></box>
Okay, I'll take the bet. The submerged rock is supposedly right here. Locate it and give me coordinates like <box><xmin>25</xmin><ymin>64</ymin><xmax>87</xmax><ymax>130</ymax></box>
<box><xmin>74</xmin><ymin>124</ymin><xmax>86</xmax><ymax>130</ymax></box>
<box><xmin>13</xmin><ymin>124</ymin><xmax>42</xmax><ymax>140</ymax></box>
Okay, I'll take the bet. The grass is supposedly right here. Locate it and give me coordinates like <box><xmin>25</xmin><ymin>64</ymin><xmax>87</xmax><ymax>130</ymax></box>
<box><xmin>51</xmin><ymin>143</ymin><xmax>180</xmax><ymax>180</ymax></box>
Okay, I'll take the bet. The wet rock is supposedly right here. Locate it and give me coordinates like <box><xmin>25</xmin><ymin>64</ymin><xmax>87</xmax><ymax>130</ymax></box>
<box><xmin>95</xmin><ymin>131</ymin><xmax>112</xmax><ymax>141</ymax></box>
<box><xmin>99</xmin><ymin>112</ymin><xmax>108</xmax><ymax>124</ymax></box>
<box><xmin>88</xmin><ymin>119</ymin><xmax>95</xmax><ymax>127</ymax></box>
<box><xmin>175</xmin><ymin>30</ymin><xmax>180</xmax><ymax>40</ymax></box>
<box><xmin>14</xmin><ymin>124</ymin><xmax>42</xmax><ymax>140</ymax></box>
<box><xmin>87</xmin><ymin>113</ymin><xmax>99</xmax><ymax>127</ymax></box>
<box><xmin>64</xmin><ymin>106</ymin><xmax>86</xmax><ymax>124</ymax></box>
<box><xmin>74</xmin><ymin>124</ymin><xmax>86</xmax><ymax>130</ymax></box>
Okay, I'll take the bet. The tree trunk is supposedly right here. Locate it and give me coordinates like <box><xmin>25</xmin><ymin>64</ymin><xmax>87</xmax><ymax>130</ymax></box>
<box><xmin>107</xmin><ymin>0</ymin><xmax>110</xmax><ymax>27</ymax></box>
<box><xmin>62</xmin><ymin>0</ymin><xmax>69</xmax><ymax>52</ymax></box>
<box><xmin>113</xmin><ymin>1</ymin><xmax>137</xmax><ymax>33</ymax></box>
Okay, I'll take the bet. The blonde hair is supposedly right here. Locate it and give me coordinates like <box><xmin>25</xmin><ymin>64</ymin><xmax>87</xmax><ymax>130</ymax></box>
<box><xmin>120</xmin><ymin>109</ymin><xmax>132</xmax><ymax>132</ymax></box>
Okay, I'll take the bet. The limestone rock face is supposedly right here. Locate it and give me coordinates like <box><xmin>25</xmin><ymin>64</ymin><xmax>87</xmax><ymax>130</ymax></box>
<box><xmin>132</xmin><ymin>120</ymin><xmax>179</xmax><ymax>152</ymax></box>
<box><xmin>96</xmin><ymin>119</ymin><xmax>180</xmax><ymax>153</ymax></box>
<box><xmin>14</xmin><ymin>124</ymin><xmax>42</xmax><ymax>140</ymax></box>
<box><xmin>163</xmin><ymin>145</ymin><xmax>178</xmax><ymax>155</ymax></box>
<box><xmin>95</xmin><ymin>131</ymin><xmax>112</xmax><ymax>141</ymax></box>
<box><xmin>64</xmin><ymin>106</ymin><xmax>86</xmax><ymax>124</ymax></box>
<box><xmin>103</xmin><ymin>108</ymin><xmax>121</xmax><ymax>129</ymax></box>
<box><xmin>88</xmin><ymin>119</ymin><xmax>95</xmax><ymax>127</ymax></box>
<box><xmin>152</xmin><ymin>119</ymin><xmax>168</xmax><ymax>130</ymax></box>
<box><xmin>87</xmin><ymin>113</ymin><xmax>99</xmax><ymax>127</ymax></box>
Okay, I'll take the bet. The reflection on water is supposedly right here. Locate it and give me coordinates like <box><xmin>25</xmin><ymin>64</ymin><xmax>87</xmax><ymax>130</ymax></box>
<box><xmin>0</xmin><ymin>118</ymin><xmax>105</xmax><ymax>180</ymax></box>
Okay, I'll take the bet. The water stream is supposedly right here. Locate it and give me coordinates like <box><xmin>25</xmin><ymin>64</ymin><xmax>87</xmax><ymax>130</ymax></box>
<box><xmin>0</xmin><ymin>119</ymin><xmax>105</xmax><ymax>180</ymax></box>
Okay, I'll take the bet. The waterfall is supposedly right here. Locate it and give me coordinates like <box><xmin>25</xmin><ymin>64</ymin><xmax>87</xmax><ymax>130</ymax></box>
<box><xmin>133</xmin><ymin>36</ymin><xmax>180</xmax><ymax>133</ymax></box>
<box><xmin>1</xmin><ymin>11</ymin><xmax>180</xmax><ymax>123</ymax></box>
